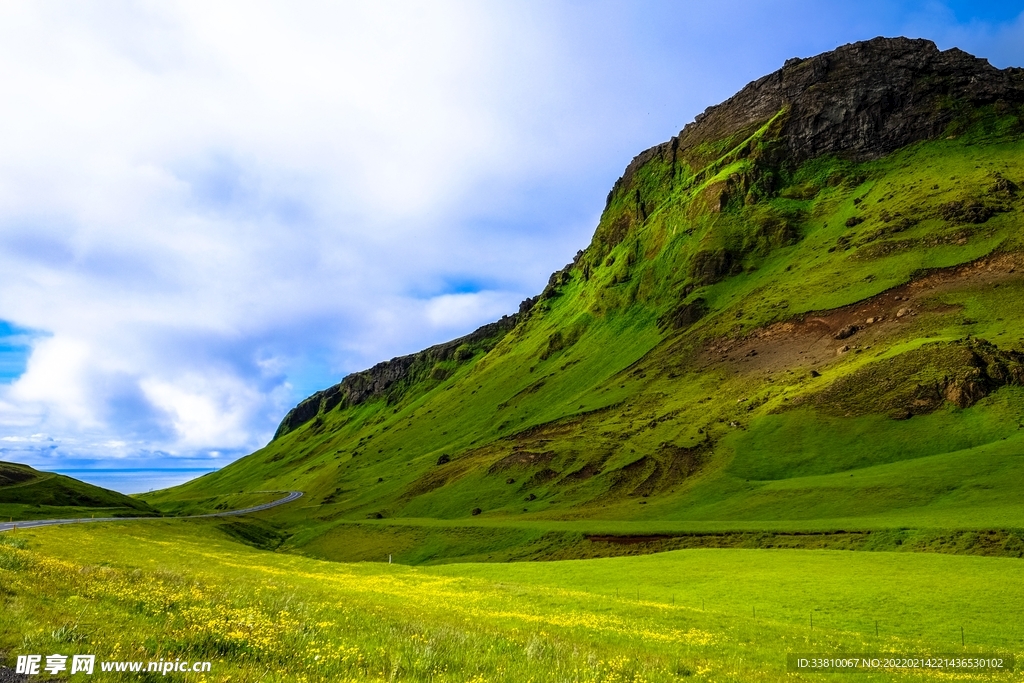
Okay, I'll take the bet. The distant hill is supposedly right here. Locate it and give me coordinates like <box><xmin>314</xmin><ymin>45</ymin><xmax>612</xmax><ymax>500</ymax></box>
<box><xmin>0</xmin><ymin>461</ymin><xmax>159</xmax><ymax>521</ymax></box>
<box><xmin>144</xmin><ymin>38</ymin><xmax>1024</xmax><ymax>563</ymax></box>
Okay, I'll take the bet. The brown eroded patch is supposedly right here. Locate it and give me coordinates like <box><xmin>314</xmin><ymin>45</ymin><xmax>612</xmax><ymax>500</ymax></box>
<box><xmin>700</xmin><ymin>253</ymin><xmax>1023</xmax><ymax>375</ymax></box>
<box><xmin>486</xmin><ymin>449</ymin><xmax>556</xmax><ymax>474</ymax></box>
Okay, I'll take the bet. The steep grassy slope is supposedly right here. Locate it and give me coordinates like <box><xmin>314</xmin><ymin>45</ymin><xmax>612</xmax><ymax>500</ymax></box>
<box><xmin>0</xmin><ymin>461</ymin><xmax>159</xmax><ymax>520</ymax></box>
<box><xmin>144</xmin><ymin>38</ymin><xmax>1024</xmax><ymax>562</ymax></box>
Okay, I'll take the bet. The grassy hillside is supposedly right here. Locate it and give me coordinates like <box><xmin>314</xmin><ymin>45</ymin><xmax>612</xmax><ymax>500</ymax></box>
<box><xmin>142</xmin><ymin>40</ymin><xmax>1024</xmax><ymax>564</ymax></box>
<box><xmin>0</xmin><ymin>461</ymin><xmax>159</xmax><ymax>521</ymax></box>
<box><xmin>3</xmin><ymin>521</ymin><xmax>1022</xmax><ymax>682</ymax></box>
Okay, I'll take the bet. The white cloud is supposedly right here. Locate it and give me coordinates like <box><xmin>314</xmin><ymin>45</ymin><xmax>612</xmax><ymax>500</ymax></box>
<box><xmin>0</xmin><ymin>1</ymin><xmax>586</xmax><ymax>469</ymax></box>
<box><xmin>140</xmin><ymin>373</ymin><xmax>258</xmax><ymax>451</ymax></box>
<box><xmin>11</xmin><ymin>336</ymin><xmax>98</xmax><ymax>427</ymax></box>
<box><xmin>424</xmin><ymin>292</ymin><xmax>522</xmax><ymax>331</ymax></box>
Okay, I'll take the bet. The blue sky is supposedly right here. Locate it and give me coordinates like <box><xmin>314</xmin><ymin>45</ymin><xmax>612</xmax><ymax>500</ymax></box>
<box><xmin>0</xmin><ymin>1</ymin><xmax>1021</xmax><ymax>492</ymax></box>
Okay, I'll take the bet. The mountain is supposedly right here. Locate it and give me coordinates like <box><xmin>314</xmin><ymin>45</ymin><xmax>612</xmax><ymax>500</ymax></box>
<box><xmin>0</xmin><ymin>461</ymin><xmax>159</xmax><ymax>520</ymax></box>
<box><xmin>143</xmin><ymin>37</ymin><xmax>1024</xmax><ymax>563</ymax></box>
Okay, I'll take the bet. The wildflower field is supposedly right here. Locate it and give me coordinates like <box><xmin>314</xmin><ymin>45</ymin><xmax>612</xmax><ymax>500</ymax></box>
<box><xmin>2</xmin><ymin>520</ymin><xmax>1023</xmax><ymax>682</ymax></box>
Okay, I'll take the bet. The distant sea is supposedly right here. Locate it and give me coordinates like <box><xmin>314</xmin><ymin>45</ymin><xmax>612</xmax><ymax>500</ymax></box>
<box><xmin>49</xmin><ymin>468</ymin><xmax>219</xmax><ymax>495</ymax></box>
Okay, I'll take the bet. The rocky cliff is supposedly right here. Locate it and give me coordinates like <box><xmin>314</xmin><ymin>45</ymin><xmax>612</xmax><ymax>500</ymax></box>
<box><xmin>611</xmin><ymin>37</ymin><xmax>1024</xmax><ymax>200</ymax></box>
<box><xmin>274</xmin><ymin>313</ymin><xmax>522</xmax><ymax>439</ymax></box>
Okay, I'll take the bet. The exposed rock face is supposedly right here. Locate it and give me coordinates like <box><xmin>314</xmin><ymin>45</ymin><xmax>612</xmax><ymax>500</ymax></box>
<box><xmin>273</xmin><ymin>314</ymin><xmax>520</xmax><ymax>439</ymax></box>
<box><xmin>834</xmin><ymin>324</ymin><xmax>859</xmax><ymax>340</ymax></box>
<box><xmin>812</xmin><ymin>338</ymin><xmax>1024</xmax><ymax>418</ymax></box>
<box><xmin>940</xmin><ymin>340</ymin><xmax>1024</xmax><ymax>409</ymax></box>
<box><xmin>658</xmin><ymin>298</ymin><xmax>708</xmax><ymax>331</ymax></box>
<box><xmin>612</xmin><ymin>37</ymin><xmax>1024</xmax><ymax>198</ymax></box>
<box><xmin>688</xmin><ymin>249</ymin><xmax>742</xmax><ymax>285</ymax></box>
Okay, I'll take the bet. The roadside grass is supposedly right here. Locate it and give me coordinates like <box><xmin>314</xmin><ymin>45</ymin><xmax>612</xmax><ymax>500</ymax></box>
<box><xmin>0</xmin><ymin>505</ymin><xmax>154</xmax><ymax>522</ymax></box>
<box><xmin>1</xmin><ymin>522</ymin><xmax>1022</xmax><ymax>682</ymax></box>
<box><xmin>140</xmin><ymin>491</ymin><xmax>285</xmax><ymax>517</ymax></box>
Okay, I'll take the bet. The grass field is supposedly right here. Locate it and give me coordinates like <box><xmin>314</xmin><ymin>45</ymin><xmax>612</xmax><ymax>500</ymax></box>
<box><xmin>2</xmin><ymin>521</ymin><xmax>1022</xmax><ymax>682</ymax></box>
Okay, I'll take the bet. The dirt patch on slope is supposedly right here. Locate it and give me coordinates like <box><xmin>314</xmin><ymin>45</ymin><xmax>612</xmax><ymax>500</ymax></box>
<box><xmin>700</xmin><ymin>253</ymin><xmax>1023</xmax><ymax>375</ymax></box>
<box><xmin>487</xmin><ymin>450</ymin><xmax>556</xmax><ymax>474</ymax></box>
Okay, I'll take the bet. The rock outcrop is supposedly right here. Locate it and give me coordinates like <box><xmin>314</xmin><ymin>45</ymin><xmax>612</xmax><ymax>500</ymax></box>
<box><xmin>811</xmin><ymin>338</ymin><xmax>1024</xmax><ymax>419</ymax></box>
<box><xmin>273</xmin><ymin>314</ymin><xmax>521</xmax><ymax>439</ymax></box>
<box><xmin>612</xmin><ymin>37</ymin><xmax>1024</xmax><ymax>199</ymax></box>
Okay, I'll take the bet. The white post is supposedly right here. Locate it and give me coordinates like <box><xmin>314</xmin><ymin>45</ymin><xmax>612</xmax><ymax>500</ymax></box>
<box><xmin>389</xmin><ymin>554</ymin><xmax>392</xmax><ymax>564</ymax></box>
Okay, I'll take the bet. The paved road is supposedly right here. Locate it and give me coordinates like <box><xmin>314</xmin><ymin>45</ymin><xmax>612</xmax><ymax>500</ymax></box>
<box><xmin>0</xmin><ymin>490</ymin><xmax>303</xmax><ymax>533</ymax></box>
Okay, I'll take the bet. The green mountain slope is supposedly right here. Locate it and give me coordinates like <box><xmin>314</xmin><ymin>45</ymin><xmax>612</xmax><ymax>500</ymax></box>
<box><xmin>0</xmin><ymin>461</ymin><xmax>159</xmax><ymax>520</ymax></box>
<box><xmin>144</xmin><ymin>37</ymin><xmax>1024</xmax><ymax>562</ymax></box>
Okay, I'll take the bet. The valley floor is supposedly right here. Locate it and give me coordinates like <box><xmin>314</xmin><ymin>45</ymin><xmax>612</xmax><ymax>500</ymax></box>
<box><xmin>2</xmin><ymin>520</ymin><xmax>1022</xmax><ymax>682</ymax></box>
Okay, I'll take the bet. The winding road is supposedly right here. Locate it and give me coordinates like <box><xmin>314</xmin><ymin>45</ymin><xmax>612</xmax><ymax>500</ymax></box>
<box><xmin>0</xmin><ymin>490</ymin><xmax>303</xmax><ymax>533</ymax></box>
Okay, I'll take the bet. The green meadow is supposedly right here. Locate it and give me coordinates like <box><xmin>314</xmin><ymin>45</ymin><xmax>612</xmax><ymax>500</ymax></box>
<box><xmin>2</xmin><ymin>521</ymin><xmax>1022</xmax><ymax>682</ymax></box>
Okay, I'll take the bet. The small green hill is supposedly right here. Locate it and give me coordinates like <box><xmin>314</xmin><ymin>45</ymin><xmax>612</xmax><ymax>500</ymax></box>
<box><xmin>143</xmin><ymin>38</ymin><xmax>1024</xmax><ymax>563</ymax></box>
<box><xmin>0</xmin><ymin>461</ymin><xmax>159</xmax><ymax>521</ymax></box>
